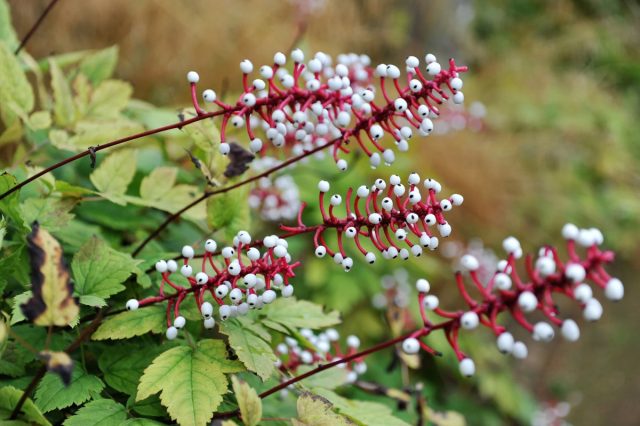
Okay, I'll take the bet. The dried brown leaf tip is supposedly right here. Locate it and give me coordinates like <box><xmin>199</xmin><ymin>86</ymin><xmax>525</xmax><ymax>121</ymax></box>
<box><xmin>224</xmin><ymin>142</ymin><xmax>255</xmax><ymax>178</ymax></box>
<box><xmin>21</xmin><ymin>222</ymin><xmax>79</xmax><ymax>327</ymax></box>
<box><xmin>39</xmin><ymin>350</ymin><xmax>74</xmax><ymax>386</ymax></box>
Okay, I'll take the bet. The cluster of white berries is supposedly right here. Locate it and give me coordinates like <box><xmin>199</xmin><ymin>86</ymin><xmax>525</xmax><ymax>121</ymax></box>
<box><xmin>397</xmin><ymin>224</ymin><xmax>622</xmax><ymax>378</ymax></box>
<box><xmin>249</xmin><ymin>158</ymin><xmax>301</xmax><ymax>221</ymax></box>
<box><xmin>276</xmin><ymin>328</ymin><xmax>366</xmax><ymax>385</ymax></box>
<box><xmin>125</xmin><ymin>230</ymin><xmax>299</xmax><ymax>340</ymax></box>
<box><xmin>187</xmin><ymin>50</ymin><xmax>467</xmax><ymax>171</ymax></box>
<box><xmin>303</xmin><ymin>173</ymin><xmax>463</xmax><ymax>271</ymax></box>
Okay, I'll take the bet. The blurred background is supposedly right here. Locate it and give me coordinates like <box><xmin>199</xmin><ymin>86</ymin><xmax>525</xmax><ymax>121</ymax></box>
<box><xmin>8</xmin><ymin>0</ymin><xmax>640</xmax><ymax>424</ymax></box>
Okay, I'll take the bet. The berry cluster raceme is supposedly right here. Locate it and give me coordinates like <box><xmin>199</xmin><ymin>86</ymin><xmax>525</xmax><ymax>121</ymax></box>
<box><xmin>275</xmin><ymin>328</ymin><xmax>367</xmax><ymax>389</ymax></box>
<box><xmin>187</xmin><ymin>50</ymin><xmax>467</xmax><ymax>170</ymax></box>
<box><xmin>400</xmin><ymin>224</ymin><xmax>622</xmax><ymax>378</ymax></box>
<box><xmin>125</xmin><ymin>231</ymin><xmax>300</xmax><ymax>340</ymax></box>
<box><xmin>281</xmin><ymin>173</ymin><xmax>463</xmax><ymax>271</ymax></box>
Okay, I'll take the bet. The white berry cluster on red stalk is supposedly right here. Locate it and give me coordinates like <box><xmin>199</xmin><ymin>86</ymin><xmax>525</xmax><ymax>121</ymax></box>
<box><xmin>398</xmin><ymin>224</ymin><xmax>621</xmax><ymax>378</ymax></box>
<box><xmin>186</xmin><ymin>50</ymin><xmax>467</xmax><ymax>170</ymax></box>
<box><xmin>280</xmin><ymin>172</ymin><xmax>463</xmax><ymax>271</ymax></box>
<box><xmin>275</xmin><ymin>328</ymin><xmax>367</xmax><ymax>386</ymax></box>
<box><xmin>125</xmin><ymin>231</ymin><xmax>299</xmax><ymax>340</ymax></box>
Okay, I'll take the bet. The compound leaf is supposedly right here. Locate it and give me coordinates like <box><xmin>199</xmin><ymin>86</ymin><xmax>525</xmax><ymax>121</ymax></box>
<box><xmin>137</xmin><ymin>340</ymin><xmax>229</xmax><ymax>426</ymax></box>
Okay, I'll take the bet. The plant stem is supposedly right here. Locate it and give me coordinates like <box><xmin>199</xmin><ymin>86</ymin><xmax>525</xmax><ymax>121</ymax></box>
<box><xmin>14</xmin><ymin>0</ymin><xmax>62</xmax><ymax>55</ymax></box>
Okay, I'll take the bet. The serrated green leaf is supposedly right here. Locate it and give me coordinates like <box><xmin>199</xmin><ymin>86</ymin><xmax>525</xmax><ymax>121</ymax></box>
<box><xmin>63</xmin><ymin>119</ymin><xmax>144</xmax><ymax>151</ymax></box>
<box><xmin>87</xmin><ymin>80</ymin><xmax>132</xmax><ymax>118</ymax></box>
<box><xmin>296</xmin><ymin>392</ymin><xmax>353</xmax><ymax>426</ymax></box>
<box><xmin>195</xmin><ymin>339</ymin><xmax>245</xmax><ymax>373</ymax></box>
<box><xmin>49</xmin><ymin>59</ymin><xmax>75</xmax><ymax>127</ymax></box>
<box><xmin>63</xmin><ymin>399</ymin><xmax>126</xmax><ymax>426</ymax></box>
<box><xmin>127</xmin><ymin>394</ymin><xmax>166</xmax><ymax>418</ymax></box>
<box><xmin>71</xmin><ymin>236</ymin><xmax>140</xmax><ymax>301</ymax></box>
<box><xmin>231</xmin><ymin>376</ymin><xmax>262</xmax><ymax>426</ymax></box>
<box><xmin>219</xmin><ymin>318</ymin><xmax>276</xmax><ymax>381</ymax></box>
<box><xmin>311</xmin><ymin>389</ymin><xmax>410</xmax><ymax>426</ymax></box>
<box><xmin>261</xmin><ymin>298</ymin><xmax>341</xmax><ymax>331</ymax></box>
<box><xmin>0</xmin><ymin>386</ymin><xmax>50</xmax><ymax>425</ymax></box>
<box><xmin>35</xmin><ymin>368</ymin><xmax>104</xmax><ymax>413</ymax></box>
<box><xmin>181</xmin><ymin>113</ymin><xmax>221</xmax><ymax>152</ymax></box>
<box><xmin>21</xmin><ymin>198</ymin><xmax>75</xmax><ymax>232</ymax></box>
<box><xmin>92</xmin><ymin>305</ymin><xmax>165</xmax><ymax>340</ymax></box>
<box><xmin>98</xmin><ymin>343</ymin><xmax>162</xmax><ymax>395</ymax></box>
<box><xmin>0</xmin><ymin>0</ymin><xmax>18</xmax><ymax>50</ymax></box>
<box><xmin>10</xmin><ymin>291</ymin><xmax>31</xmax><ymax>325</ymax></box>
<box><xmin>207</xmin><ymin>185</ymin><xmax>250</xmax><ymax>240</ymax></box>
<box><xmin>90</xmin><ymin>149</ymin><xmax>137</xmax><ymax>204</ymax></box>
<box><xmin>0</xmin><ymin>41</ymin><xmax>34</xmax><ymax>127</ymax></box>
<box><xmin>78</xmin><ymin>46</ymin><xmax>118</xmax><ymax>85</ymax></box>
<box><xmin>137</xmin><ymin>340</ymin><xmax>229</xmax><ymax>426</ymax></box>
<box><xmin>121</xmin><ymin>418</ymin><xmax>166</xmax><ymax>426</ymax></box>
<box><xmin>78</xmin><ymin>295</ymin><xmax>106</xmax><ymax>307</ymax></box>
<box><xmin>49</xmin><ymin>128</ymin><xmax>70</xmax><ymax>149</ymax></box>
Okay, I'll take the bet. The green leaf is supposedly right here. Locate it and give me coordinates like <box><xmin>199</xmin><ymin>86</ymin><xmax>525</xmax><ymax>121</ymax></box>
<box><xmin>90</xmin><ymin>149</ymin><xmax>137</xmax><ymax>204</ymax></box>
<box><xmin>195</xmin><ymin>339</ymin><xmax>245</xmax><ymax>373</ymax></box>
<box><xmin>87</xmin><ymin>80</ymin><xmax>132</xmax><ymax>119</ymax></box>
<box><xmin>260</xmin><ymin>298</ymin><xmax>341</xmax><ymax>331</ymax></box>
<box><xmin>219</xmin><ymin>318</ymin><xmax>277</xmax><ymax>381</ymax></box>
<box><xmin>0</xmin><ymin>0</ymin><xmax>19</xmax><ymax>50</ymax></box>
<box><xmin>92</xmin><ymin>305</ymin><xmax>165</xmax><ymax>340</ymax></box>
<box><xmin>0</xmin><ymin>41</ymin><xmax>34</xmax><ymax>126</ymax></box>
<box><xmin>21</xmin><ymin>198</ymin><xmax>75</xmax><ymax>232</ymax></box>
<box><xmin>49</xmin><ymin>59</ymin><xmax>76</xmax><ymax>127</ymax></box>
<box><xmin>207</xmin><ymin>185</ymin><xmax>250</xmax><ymax>241</ymax></box>
<box><xmin>98</xmin><ymin>343</ymin><xmax>162</xmax><ymax>395</ymax></box>
<box><xmin>35</xmin><ymin>368</ymin><xmax>105</xmax><ymax>413</ymax></box>
<box><xmin>28</xmin><ymin>111</ymin><xmax>52</xmax><ymax>130</ymax></box>
<box><xmin>78</xmin><ymin>46</ymin><xmax>118</xmax><ymax>85</ymax></box>
<box><xmin>296</xmin><ymin>392</ymin><xmax>353</xmax><ymax>426</ymax></box>
<box><xmin>121</xmin><ymin>419</ymin><xmax>166</xmax><ymax>426</ymax></box>
<box><xmin>71</xmin><ymin>236</ymin><xmax>140</xmax><ymax>301</ymax></box>
<box><xmin>0</xmin><ymin>173</ymin><xmax>25</xmax><ymax>230</ymax></box>
<box><xmin>295</xmin><ymin>365</ymin><xmax>347</xmax><ymax>390</ymax></box>
<box><xmin>139</xmin><ymin>167</ymin><xmax>177</xmax><ymax>201</ymax></box>
<box><xmin>10</xmin><ymin>291</ymin><xmax>31</xmax><ymax>325</ymax></box>
<box><xmin>64</xmin><ymin>119</ymin><xmax>145</xmax><ymax>151</ymax></box>
<box><xmin>181</xmin><ymin>113</ymin><xmax>221</xmax><ymax>152</ymax></box>
<box><xmin>0</xmin><ymin>386</ymin><xmax>50</xmax><ymax>425</ymax></box>
<box><xmin>127</xmin><ymin>394</ymin><xmax>166</xmax><ymax>418</ymax></box>
<box><xmin>63</xmin><ymin>399</ymin><xmax>126</xmax><ymax>426</ymax></box>
<box><xmin>137</xmin><ymin>341</ymin><xmax>230</xmax><ymax>426</ymax></box>
<box><xmin>78</xmin><ymin>294</ymin><xmax>107</xmax><ymax>307</ymax></box>
<box><xmin>231</xmin><ymin>376</ymin><xmax>262</xmax><ymax>426</ymax></box>
<box><xmin>311</xmin><ymin>389</ymin><xmax>410</xmax><ymax>426</ymax></box>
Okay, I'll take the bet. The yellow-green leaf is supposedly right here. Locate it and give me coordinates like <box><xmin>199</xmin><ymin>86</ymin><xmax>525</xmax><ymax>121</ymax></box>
<box><xmin>87</xmin><ymin>80</ymin><xmax>132</xmax><ymax>118</ymax></box>
<box><xmin>140</xmin><ymin>167</ymin><xmax>177</xmax><ymax>201</ymax></box>
<box><xmin>312</xmin><ymin>389</ymin><xmax>410</xmax><ymax>426</ymax></box>
<box><xmin>28</xmin><ymin>111</ymin><xmax>52</xmax><ymax>130</ymax></box>
<box><xmin>79</xmin><ymin>45</ymin><xmax>119</xmax><ymax>85</ymax></box>
<box><xmin>260</xmin><ymin>298</ymin><xmax>341</xmax><ymax>331</ymax></box>
<box><xmin>219</xmin><ymin>318</ymin><xmax>277</xmax><ymax>381</ymax></box>
<box><xmin>231</xmin><ymin>376</ymin><xmax>262</xmax><ymax>426</ymax></box>
<box><xmin>296</xmin><ymin>392</ymin><xmax>353</xmax><ymax>426</ymax></box>
<box><xmin>207</xmin><ymin>185</ymin><xmax>250</xmax><ymax>240</ymax></box>
<box><xmin>0</xmin><ymin>386</ymin><xmax>51</xmax><ymax>425</ymax></box>
<box><xmin>20</xmin><ymin>224</ymin><xmax>79</xmax><ymax>327</ymax></box>
<box><xmin>137</xmin><ymin>341</ymin><xmax>229</xmax><ymax>426</ymax></box>
<box><xmin>90</xmin><ymin>148</ymin><xmax>137</xmax><ymax>204</ymax></box>
<box><xmin>92</xmin><ymin>305</ymin><xmax>165</xmax><ymax>340</ymax></box>
<box><xmin>49</xmin><ymin>59</ymin><xmax>76</xmax><ymax>127</ymax></box>
<box><xmin>0</xmin><ymin>41</ymin><xmax>34</xmax><ymax>126</ymax></box>
<box><xmin>63</xmin><ymin>399</ymin><xmax>126</xmax><ymax>426</ymax></box>
<box><xmin>0</xmin><ymin>0</ymin><xmax>19</xmax><ymax>50</ymax></box>
<box><xmin>71</xmin><ymin>236</ymin><xmax>140</xmax><ymax>301</ymax></box>
<box><xmin>67</xmin><ymin>119</ymin><xmax>144</xmax><ymax>151</ymax></box>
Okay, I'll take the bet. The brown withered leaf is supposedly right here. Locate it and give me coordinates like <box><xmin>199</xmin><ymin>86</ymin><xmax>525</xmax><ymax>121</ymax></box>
<box><xmin>39</xmin><ymin>350</ymin><xmax>74</xmax><ymax>386</ymax></box>
<box><xmin>223</xmin><ymin>142</ymin><xmax>255</xmax><ymax>178</ymax></box>
<box><xmin>21</xmin><ymin>222</ymin><xmax>79</xmax><ymax>326</ymax></box>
